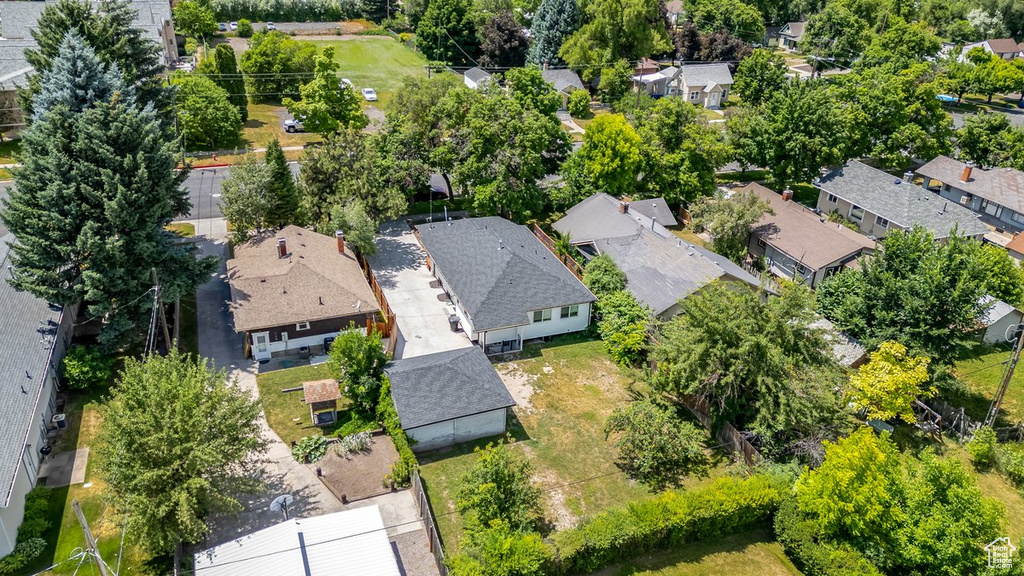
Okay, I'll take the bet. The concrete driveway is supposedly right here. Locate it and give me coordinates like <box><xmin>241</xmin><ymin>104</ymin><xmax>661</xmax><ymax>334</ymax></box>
<box><xmin>369</xmin><ymin>221</ymin><xmax>473</xmax><ymax>359</ymax></box>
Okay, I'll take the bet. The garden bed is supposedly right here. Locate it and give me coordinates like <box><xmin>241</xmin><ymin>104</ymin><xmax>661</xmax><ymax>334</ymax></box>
<box><xmin>315</xmin><ymin>431</ymin><xmax>399</xmax><ymax>502</ymax></box>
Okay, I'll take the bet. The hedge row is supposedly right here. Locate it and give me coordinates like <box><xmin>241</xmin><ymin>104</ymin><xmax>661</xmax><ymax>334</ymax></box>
<box><xmin>774</xmin><ymin>498</ymin><xmax>882</xmax><ymax>576</ymax></box>
<box><xmin>212</xmin><ymin>0</ymin><xmax>365</xmax><ymax>22</ymax></box>
<box><xmin>377</xmin><ymin>376</ymin><xmax>417</xmax><ymax>487</ymax></box>
<box><xmin>0</xmin><ymin>486</ymin><xmax>52</xmax><ymax>574</ymax></box>
<box><xmin>549</xmin><ymin>474</ymin><xmax>788</xmax><ymax>574</ymax></box>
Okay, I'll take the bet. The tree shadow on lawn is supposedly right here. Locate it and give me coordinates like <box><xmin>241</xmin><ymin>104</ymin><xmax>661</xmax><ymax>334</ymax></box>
<box><xmin>593</xmin><ymin>528</ymin><xmax>791</xmax><ymax>576</ymax></box>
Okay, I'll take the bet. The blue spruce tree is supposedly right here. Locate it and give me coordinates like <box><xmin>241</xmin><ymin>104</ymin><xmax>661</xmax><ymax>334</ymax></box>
<box><xmin>527</xmin><ymin>0</ymin><xmax>580</xmax><ymax>66</ymax></box>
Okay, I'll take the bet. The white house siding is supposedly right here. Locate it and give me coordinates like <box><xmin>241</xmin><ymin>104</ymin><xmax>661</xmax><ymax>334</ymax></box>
<box><xmin>985</xmin><ymin>311</ymin><xmax>1024</xmax><ymax>344</ymax></box>
<box><xmin>256</xmin><ymin>327</ymin><xmax>366</xmax><ymax>356</ymax></box>
<box><xmin>483</xmin><ymin>326</ymin><xmax>520</xmax><ymax>346</ymax></box>
<box><xmin>0</xmin><ymin>465</ymin><xmax>33</xmax><ymax>557</ymax></box>
<box><xmin>407</xmin><ymin>409</ymin><xmax>507</xmax><ymax>452</ymax></box>
<box><xmin>816</xmin><ymin>190</ymin><xmax>897</xmax><ymax>238</ymax></box>
<box><xmin>930</xmin><ymin>182</ymin><xmax>1024</xmax><ymax>233</ymax></box>
<box><xmin>519</xmin><ymin>303</ymin><xmax>591</xmax><ymax>340</ymax></box>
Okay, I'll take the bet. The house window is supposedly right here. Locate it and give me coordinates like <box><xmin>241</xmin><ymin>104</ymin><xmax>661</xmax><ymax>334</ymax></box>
<box><xmin>295</xmin><ymin>321</ymin><xmax>310</xmax><ymax>331</ymax></box>
<box><xmin>795</xmin><ymin>263</ymin><xmax>808</xmax><ymax>275</ymax></box>
<box><xmin>875</xmin><ymin>215</ymin><xmax>890</xmax><ymax>229</ymax></box>
<box><xmin>532</xmin><ymin>309</ymin><xmax>552</xmax><ymax>323</ymax></box>
<box><xmin>560</xmin><ymin>304</ymin><xmax>580</xmax><ymax>319</ymax></box>
<box><xmin>689</xmin><ymin>91</ymin><xmax>700</xmax><ymax>99</ymax></box>
<box><xmin>849</xmin><ymin>204</ymin><xmax>865</xmax><ymax>222</ymax></box>
<box><xmin>827</xmin><ymin>193</ymin><xmax>838</xmax><ymax>204</ymax></box>
<box><xmin>756</xmin><ymin>238</ymin><xmax>767</xmax><ymax>248</ymax></box>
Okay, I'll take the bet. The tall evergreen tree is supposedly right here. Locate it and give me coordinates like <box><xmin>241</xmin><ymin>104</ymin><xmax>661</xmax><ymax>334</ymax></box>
<box><xmin>528</xmin><ymin>0</ymin><xmax>580</xmax><ymax>66</ymax></box>
<box><xmin>213</xmin><ymin>44</ymin><xmax>248</xmax><ymax>122</ymax></box>
<box><xmin>1</xmin><ymin>32</ymin><xmax>214</xmax><ymax>348</ymax></box>
<box><xmin>21</xmin><ymin>0</ymin><xmax>169</xmax><ymax>120</ymax></box>
<box><xmin>264</xmin><ymin>139</ymin><xmax>300</xmax><ymax>227</ymax></box>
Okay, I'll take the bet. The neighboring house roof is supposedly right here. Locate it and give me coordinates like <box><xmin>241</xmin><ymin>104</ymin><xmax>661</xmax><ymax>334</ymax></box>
<box><xmin>985</xmin><ymin>38</ymin><xmax>1021</xmax><ymax>54</ymax></box>
<box><xmin>979</xmin><ymin>295</ymin><xmax>1020</xmax><ymax>328</ymax></box>
<box><xmin>464</xmin><ymin>67</ymin><xmax>491</xmax><ymax>83</ymax></box>
<box><xmin>628</xmin><ymin>197</ymin><xmax>678</xmax><ymax>226</ymax></box>
<box><xmin>664</xmin><ymin>0</ymin><xmax>684</xmax><ymax>12</ymax></box>
<box><xmin>553</xmin><ymin>193</ymin><xmax>673</xmax><ymax>243</ymax></box>
<box><xmin>916</xmin><ymin>155</ymin><xmax>1024</xmax><ymax>215</ymax></box>
<box><xmin>816</xmin><ymin>161</ymin><xmax>989</xmax><ymax>238</ymax></box>
<box><xmin>386</xmin><ymin>346</ymin><xmax>515</xmax><ymax>429</ymax></box>
<box><xmin>780</xmin><ymin>21</ymin><xmax>806</xmax><ymax>39</ymax></box>
<box><xmin>678</xmin><ymin>63</ymin><xmax>733</xmax><ymax>89</ymax></box>
<box><xmin>194</xmin><ymin>505</ymin><xmax>400</xmax><ymax>576</ymax></box>
<box><xmin>811</xmin><ymin>318</ymin><xmax>866</xmax><ymax>368</ymax></box>
<box><xmin>226</xmin><ymin>226</ymin><xmax>380</xmax><ymax>332</ymax></box>
<box><xmin>592</xmin><ymin>227</ymin><xmax>761</xmax><ymax>316</ymax></box>
<box><xmin>541</xmin><ymin>68</ymin><xmax>585</xmax><ymax>93</ymax></box>
<box><xmin>0</xmin><ymin>233</ymin><xmax>64</xmax><ymax>506</ymax></box>
<box><xmin>1006</xmin><ymin>233</ymin><xmax>1024</xmax><ymax>256</ymax></box>
<box><xmin>416</xmin><ymin>217</ymin><xmax>595</xmax><ymax>332</ymax></box>
<box><xmin>743</xmin><ymin>183</ymin><xmax>875</xmax><ymax>270</ymax></box>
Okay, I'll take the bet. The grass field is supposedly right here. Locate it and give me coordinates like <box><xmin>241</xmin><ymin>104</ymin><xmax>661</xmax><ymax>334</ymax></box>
<box><xmin>418</xmin><ymin>336</ymin><xmax>739</xmax><ymax>552</ymax></box>
<box><xmin>951</xmin><ymin>344</ymin><xmax>1022</xmax><ymax>424</ymax></box>
<box><xmin>0</xmin><ymin>139</ymin><xmax>21</xmax><ymax>164</ymax></box>
<box><xmin>669</xmin><ymin>227</ymin><xmax>708</xmax><ymax>247</ymax></box>
<box><xmin>593</xmin><ymin>529</ymin><xmax>802</xmax><ymax>576</ymax></box>
<box><xmin>302</xmin><ymin>37</ymin><xmax>428</xmax><ymax>108</ymax></box>
<box><xmin>255</xmin><ymin>363</ymin><xmax>375</xmax><ymax>446</ymax></box>
<box><xmin>240</xmin><ymin>103</ymin><xmax>321</xmax><ymax>150</ymax></box>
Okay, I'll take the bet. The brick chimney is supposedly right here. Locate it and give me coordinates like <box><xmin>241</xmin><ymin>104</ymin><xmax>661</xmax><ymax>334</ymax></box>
<box><xmin>618</xmin><ymin>201</ymin><xmax>629</xmax><ymax>214</ymax></box>
<box><xmin>782</xmin><ymin>188</ymin><xmax>794</xmax><ymax>202</ymax></box>
<box><xmin>335</xmin><ymin>230</ymin><xmax>345</xmax><ymax>254</ymax></box>
<box><xmin>277</xmin><ymin>237</ymin><xmax>287</xmax><ymax>258</ymax></box>
<box><xmin>961</xmin><ymin>165</ymin><xmax>973</xmax><ymax>183</ymax></box>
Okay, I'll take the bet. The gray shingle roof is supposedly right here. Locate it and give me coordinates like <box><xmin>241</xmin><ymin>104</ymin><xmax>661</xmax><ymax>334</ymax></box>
<box><xmin>464</xmin><ymin>67</ymin><xmax>491</xmax><ymax>83</ymax></box>
<box><xmin>417</xmin><ymin>217</ymin><xmax>595</xmax><ymax>332</ymax></box>
<box><xmin>678</xmin><ymin>63</ymin><xmax>733</xmax><ymax>89</ymax></box>
<box><xmin>0</xmin><ymin>233</ymin><xmax>64</xmax><ymax>506</ymax></box>
<box><xmin>980</xmin><ymin>295</ymin><xmax>1019</xmax><ymax>327</ymax></box>
<box><xmin>816</xmin><ymin>161</ymin><xmax>989</xmax><ymax>239</ymax></box>
<box><xmin>780</xmin><ymin>21</ymin><xmax>806</xmax><ymax>40</ymax></box>
<box><xmin>553</xmin><ymin>193</ymin><xmax>673</xmax><ymax>243</ymax></box>
<box><xmin>916</xmin><ymin>155</ymin><xmax>1024</xmax><ymax>214</ymax></box>
<box><xmin>386</xmin><ymin>347</ymin><xmax>515</xmax><ymax>429</ymax></box>
<box><xmin>627</xmin><ymin>197</ymin><xmax>678</xmax><ymax>226</ymax></box>
<box><xmin>541</xmin><ymin>69</ymin><xmax>584</xmax><ymax>93</ymax></box>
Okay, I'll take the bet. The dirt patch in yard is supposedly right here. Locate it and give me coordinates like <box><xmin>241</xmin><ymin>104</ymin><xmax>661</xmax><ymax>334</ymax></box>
<box><xmin>532</xmin><ymin>469</ymin><xmax>578</xmax><ymax>530</ymax></box>
<box><xmin>496</xmin><ymin>363</ymin><xmax>537</xmax><ymax>413</ymax></box>
<box><xmin>315</xmin><ymin>432</ymin><xmax>399</xmax><ymax>502</ymax></box>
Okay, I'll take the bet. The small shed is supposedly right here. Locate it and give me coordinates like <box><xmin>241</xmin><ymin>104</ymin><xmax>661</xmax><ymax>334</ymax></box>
<box><xmin>980</xmin><ymin>296</ymin><xmax>1024</xmax><ymax>345</ymax></box>
<box><xmin>386</xmin><ymin>347</ymin><xmax>515</xmax><ymax>452</ymax></box>
<box><xmin>464</xmin><ymin>67</ymin><xmax>492</xmax><ymax>90</ymax></box>
<box><xmin>303</xmin><ymin>379</ymin><xmax>342</xmax><ymax>426</ymax></box>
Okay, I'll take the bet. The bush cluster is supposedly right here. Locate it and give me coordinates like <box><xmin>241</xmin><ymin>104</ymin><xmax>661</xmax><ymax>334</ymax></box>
<box><xmin>62</xmin><ymin>345</ymin><xmax>115</xmax><ymax>390</ymax></box>
<box><xmin>291</xmin><ymin>435</ymin><xmax>328</xmax><ymax>462</ymax></box>
<box><xmin>0</xmin><ymin>487</ymin><xmax>52</xmax><ymax>574</ymax></box>
<box><xmin>377</xmin><ymin>377</ymin><xmax>417</xmax><ymax>487</ymax></box>
<box><xmin>212</xmin><ymin>0</ymin><xmax>363</xmax><ymax>22</ymax></box>
<box><xmin>595</xmin><ymin>290</ymin><xmax>648</xmax><ymax>366</ymax></box>
<box><xmin>774</xmin><ymin>498</ymin><xmax>883</xmax><ymax>576</ymax></box>
<box><xmin>966</xmin><ymin>426</ymin><xmax>998</xmax><ymax>469</ymax></box>
<box><xmin>549</xmin><ymin>474</ymin><xmax>787</xmax><ymax>574</ymax></box>
<box><xmin>236</xmin><ymin>18</ymin><xmax>253</xmax><ymax>37</ymax></box>
<box><xmin>567</xmin><ymin>89</ymin><xmax>591</xmax><ymax>118</ymax></box>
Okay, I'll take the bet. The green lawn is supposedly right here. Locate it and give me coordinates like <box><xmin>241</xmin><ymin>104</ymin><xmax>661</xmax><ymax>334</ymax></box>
<box><xmin>789</xmin><ymin>183</ymin><xmax>819</xmax><ymax>207</ymax></box>
<box><xmin>418</xmin><ymin>336</ymin><xmax>740</xmax><ymax>553</ymax></box>
<box><xmin>716</xmin><ymin>170</ymin><xmax>770</xmax><ymax>184</ymax></box>
<box><xmin>302</xmin><ymin>37</ymin><xmax>429</xmax><ymax>109</ymax></box>
<box><xmin>240</xmin><ymin>103</ymin><xmax>321</xmax><ymax>150</ymax></box>
<box><xmin>669</xmin><ymin>227</ymin><xmax>707</xmax><ymax>247</ymax></box>
<box><xmin>0</xmin><ymin>138</ymin><xmax>21</xmax><ymax>164</ymax></box>
<box><xmin>951</xmin><ymin>344</ymin><xmax>1022</xmax><ymax>424</ymax></box>
<box><xmin>593</xmin><ymin>529</ymin><xmax>802</xmax><ymax>576</ymax></box>
<box><xmin>255</xmin><ymin>364</ymin><xmax>375</xmax><ymax>446</ymax></box>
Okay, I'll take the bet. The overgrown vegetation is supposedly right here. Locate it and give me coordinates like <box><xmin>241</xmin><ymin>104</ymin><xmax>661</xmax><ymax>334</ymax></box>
<box><xmin>62</xmin><ymin>345</ymin><xmax>115</xmax><ymax>390</ymax></box>
<box><xmin>292</xmin><ymin>435</ymin><xmax>329</xmax><ymax>463</ymax></box>
<box><xmin>604</xmin><ymin>399</ymin><xmax>710</xmax><ymax>490</ymax></box>
<box><xmin>583</xmin><ymin>255</ymin><xmax>649</xmax><ymax>366</ymax></box>
<box><xmin>377</xmin><ymin>376</ymin><xmax>417</xmax><ymax>487</ymax></box>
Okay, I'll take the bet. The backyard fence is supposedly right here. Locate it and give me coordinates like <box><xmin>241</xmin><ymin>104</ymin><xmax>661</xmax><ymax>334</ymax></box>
<box><xmin>679</xmin><ymin>395</ymin><xmax>762</xmax><ymax>467</ymax></box>
<box><xmin>411</xmin><ymin>470</ymin><xmax>448</xmax><ymax>576</ymax></box>
<box><xmin>530</xmin><ymin>224</ymin><xmax>585</xmax><ymax>282</ymax></box>
<box><xmin>357</xmin><ymin>253</ymin><xmax>399</xmax><ymax>356</ymax></box>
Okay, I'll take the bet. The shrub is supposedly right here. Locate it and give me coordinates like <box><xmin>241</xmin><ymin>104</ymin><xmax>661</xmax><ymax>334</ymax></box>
<box><xmin>583</xmin><ymin>254</ymin><xmax>626</xmax><ymax>298</ymax></box>
<box><xmin>998</xmin><ymin>441</ymin><xmax>1024</xmax><ymax>486</ymax></box>
<box><xmin>236</xmin><ymin>18</ymin><xmax>253</xmax><ymax>38</ymax></box>
<box><xmin>377</xmin><ymin>376</ymin><xmax>417</xmax><ymax>487</ymax></box>
<box><xmin>456</xmin><ymin>443</ymin><xmax>541</xmax><ymax>535</ymax></box>
<box><xmin>967</xmin><ymin>426</ymin><xmax>998</xmax><ymax>469</ymax></box>
<box><xmin>774</xmin><ymin>498</ymin><xmax>882</xmax><ymax>576</ymax></box>
<box><xmin>398</xmin><ymin>32</ymin><xmax>413</xmax><ymax>43</ymax></box>
<box><xmin>337</xmin><ymin>430</ymin><xmax>372</xmax><ymax>455</ymax></box>
<box><xmin>0</xmin><ymin>538</ymin><xmax>46</xmax><ymax>575</ymax></box>
<box><xmin>604</xmin><ymin>399</ymin><xmax>709</xmax><ymax>490</ymax></box>
<box><xmin>328</xmin><ymin>326</ymin><xmax>388</xmax><ymax>413</ymax></box>
<box><xmin>62</xmin><ymin>345</ymin><xmax>115</xmax><ymax>390</ymax></box>
<box><xmin>567</xmin><ymin>89</ymin><xmax>591</xmax><ymax>118</ymax></box>
<box><xmin>550</xmin><ymin>474</ymin><xmax>787</xmax><ymax>574</ymax></box>
<box><xmin>595</xmin><ymin>290</ymin><xmax>648</xmax><ymax>366</ymax></box>
<box><xmin>17</xmin><ymin>487</ymin><xmax>51</xmax><ymax>543</ymax></box>
<box><xmin>291</xmin><ymin>435</ymin><xmax>328</xmax><ymax>463</ymax></box>
<box><xmin>448</xmin><ymin>521</ymin><xmax>550</xmax><ymax>576</ymax></box>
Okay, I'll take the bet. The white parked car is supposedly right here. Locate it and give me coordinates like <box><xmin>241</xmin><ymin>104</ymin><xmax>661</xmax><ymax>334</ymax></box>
<box><xmin>340</xmin><ymin>78</ymin><xmax>354</xmax><ymax>89</ymax></box>
<box><xmin>266</xmin><ymin>21</ymin><xmax>276</xmax><ymax>30</ymax></box>
<box><xmin>283</xmin><ymin>117</ymin><xmax>304</xmax><ymax>133</ymax></box>
<box><xmin>361</xmin><ymin>88</ymin><xmax>378</xmax><ymax>101</ymax></box>
<box><xmin>229</xmin><ymin>21</ymin><xmax>238</xmax><ymax>30</ymax></box>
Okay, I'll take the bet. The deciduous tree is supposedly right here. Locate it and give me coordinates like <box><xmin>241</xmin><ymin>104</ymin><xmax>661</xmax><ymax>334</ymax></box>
<box><xmin>605</xmin><ymin>399</ymin><xmax>709</xmax><ymax>490</ymax></box>
<box><xmin>456</xmin><ymin>443</ymin><xmax>541</xmax><ymax>533</ymax></box>
<box><xmin>565</xmin><ymin>113</ymin><xmax>641</xmax><ymax>196</ymax></box>
<box><xmin>97</xmin><ymin>349</ymin><xmax>267</xmax><ymax>554</ymax></box>
<box><xmin>415</xmin><ymin>0</ymin><xmax>478</xmax><ymax>64</ymax></box>
<box><xmin>688</xmin><ymin>188</ymin><xmax>771</xmax><ymax>263</ymax></box>
<box><xmin>733</xmin><ymin>48</ymin><xmax>788</xmax><ymax>106</ymax></box>
<box><xmin>479</xmin><ymin>11</ymin><xmax>529</xmax><ymax>67</ymax></box>
<box><xmin>847</xmin><ymin>341</ymin><xmax>932</xmax><ymax>423</ymax></box>
<box><xmin>858</xmin><ymin>17</ymin><xmax>941</xmax><ymax>72</ymax></box>
<box><xmin>583</xmin><ymin>254</ymin><xmax>627</xmax><ymax>297</ymax></box>
<box><xmin>198</xmin><ymin>43</ymin><xmax>248</xmax><ymax>122</ymax></box>
<box><xmin>220</xmin><ymin>155</ymin><xmax>276</xmax><ymax>242</ymax></box>
<box><xmin>558</xmin><ymin>0</ymin><xmax>670</xmax><ymax>76</ymax></box>
<box><xmin>240</xmin><ymin>31</ymin><xmax>317</xmax><ymax>103</ymax></box>
<box><xmin>800</xmin><ymin>2</ymin><xmax>870</xmax><ymax>73</ymax></box>
<box><xmin>173</xmin><ymin>0</ymin><xmax>218</xmax><ymax>38</ymax></box>
<box><xmin>283</xmin><ymin>46</ymin><xmax>366</xmax><ymax>134</ymax></box>
<box><xmin>172</xmin><ymin>73</ymin><xmax>242</xmax><ymax>150</ymax></box>
<box><xmin>684</xmin><ymin>0</ymin><xmax>766</xmax><ymax>43</ymax></box>
<box><xmin>329</xmin><ymin>326</ymin><xmax>389</xmax><ymax>412</ymax></box>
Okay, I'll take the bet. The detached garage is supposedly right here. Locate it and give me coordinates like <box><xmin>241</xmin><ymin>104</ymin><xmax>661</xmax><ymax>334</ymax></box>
<box><xmin>386</xmin><ymin>347</ymin><xmax>516</xmax><ymax>452</ymax></box>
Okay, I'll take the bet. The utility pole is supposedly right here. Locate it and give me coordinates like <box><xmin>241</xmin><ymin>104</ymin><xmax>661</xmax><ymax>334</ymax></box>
<box><xmin>74</xmin><ymin>501</ymin><xmax>110</xmax><ymax>576</ymax></box>
<box><xmin>152</xmin><ymin>268</ymin><xmax>173</xmax><ymax>352</ymax></box>
<box><xmin>986</xmin><ymin>324</ymin><xmax>1024</xmax><ymax>427</ymax></box>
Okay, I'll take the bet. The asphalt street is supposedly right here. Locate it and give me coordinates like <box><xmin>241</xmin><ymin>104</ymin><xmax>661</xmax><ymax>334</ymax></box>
<box><xmin>182</xmin><ymin>162</ymin><xmax>300</xmax><ymax>220</ymax></box>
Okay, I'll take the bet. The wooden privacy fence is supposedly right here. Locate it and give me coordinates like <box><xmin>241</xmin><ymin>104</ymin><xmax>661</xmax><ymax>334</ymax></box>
<box><xmin>357</xmin><ymin>254</ymin><xmax>399</xmax><ymax>356</ymax></box>
<box><xmin>411</xmin><ymin>471</ymin><xmax>448</xmax><ymax>576</ymax></box>
<box><xmin>530</xmin><ymin>224</ymin><xmax>585</xmax><ymax>282</ymax></box>
<box><xmin>680</xmin><ymin>395</ymin><xmax>762</xmax><ymax>467</ymax></box>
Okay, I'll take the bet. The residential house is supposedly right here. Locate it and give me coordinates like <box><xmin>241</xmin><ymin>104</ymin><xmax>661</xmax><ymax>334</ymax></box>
<box><xmin>978</xmin><ymin>296</ymin><xmax>1023</xmax><ymax>345</ymax></box>
<box><xmin>0</xmin><ymin>0</ymin><xmax>178</xmax><ymax>135</ymax></box>
<box><xmin>554</xmin><ymin>193</ymin><xmax>763</xmax><ymax>319</ymax></box>
<box><xmin>743</xmin><ymin>183</ymin><xmax>875</xmax><ymax>288</ymax></box>
<box><xmin>779</xmin><ymin>21</ymin><xmax>806</xmax><ymax>50</ymax></box>
<box><xmin>665</xmin><ymin>0</ymin><xmax>684</xmax><ymax>26</ymax></box>
<box><xmin>541</xmin><ymin>68</ymin><xmax>585</xmax><ymax>109</ymax></box>
<box><xmin>633</xmin><ymin>63</ymin><xmax>733</xmax><ymax>109</ymax></box>
<box><xmin>916</xmin><ymin>155</ymin><xmax>1024</xmax><ymax>234</ymax></box>
<box><xmin>385</xmin><ymin>346</ymin><xmax>516</xmax><ymax>452</ymax></box>
<box><xmin>1006</xmin><ymin>233</ymin><xmax>1024</xmax><ymax>261</ymax></box>
<box><xmin>463</xmin><ymin>67</ymin><xmax>492</xmax><ymax>90</ymax></box>
<box><xmin>958</xmin><ymin>38</ymin><xmax>1022</xmax><ymax>61</ymax></box>
<box><xmin>416</xmin><ymin>217</ymin><xmax>596</xmax><ymax>354</ymax></box>
<box><xmin>0</xmin><ymin>233</ymin><xmax>74</xmax><ymax>557</ymax></box>
<box><xmin>194</xmin><ymin>505</ymin><xmax>401</xmax><ymax>576</ymax></box>
<box><xmin>227</xmin><ymin>226</ymin><xmax>381</xmax><ymax>362</ymax></box>
<box><xmin>814</xmin><ymin>160</ymin><xmax>989</xmax><ymax>241</ymax></box>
